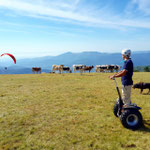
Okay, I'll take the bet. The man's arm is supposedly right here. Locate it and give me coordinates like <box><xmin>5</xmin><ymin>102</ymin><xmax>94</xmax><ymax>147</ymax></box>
<box><xmin>109</xmin><ymin>69</ymin><xmax>127</xmax><ymax>79</ymax></box>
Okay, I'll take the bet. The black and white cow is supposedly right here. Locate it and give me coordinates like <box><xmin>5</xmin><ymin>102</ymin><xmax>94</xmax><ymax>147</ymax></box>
<box><xmin>107</xmin><ymin>65</ymin><xmax>120</xmax><ymax>72</ymax></box>
<box><xmin>95</xmin><ymin>64</ymin><xmax>120</xmax><ymax>73</ymax></box>
<box><xmin>73</xmin><ymin>65</ymin><xmax>86</xmax><ymax>73</ymax></box>
<box><xmin>107</xmin><ymin>65</ymin><xmax>115</xmax><ymax>72</ymax></box>
<box><xmin>114</xmin><ymin>65</ymin><xmax>120</xmax><ymax>72</ymax></box>
<box><xmin>95</xmin><ymin>65</ymin><xmax>108</xmax><ymax>72</ymax></box>
<box><xmin>62</xmin><ymin>66</ymin><xmax>72</xmax><ymax>73</ymax></box>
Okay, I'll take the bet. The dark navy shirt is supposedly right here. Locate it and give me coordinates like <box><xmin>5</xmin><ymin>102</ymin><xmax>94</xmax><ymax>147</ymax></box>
<box><xmin>121</xmin><ymin>59</ymin><xmax>133</xmax><ymax>86</ymax></box>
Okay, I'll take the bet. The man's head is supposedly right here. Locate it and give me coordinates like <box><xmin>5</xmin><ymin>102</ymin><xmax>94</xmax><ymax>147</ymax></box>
<box><xmin>122</xmin><ymin>49</ymin><xmax>131</xmax><ymax>60</ymax></box>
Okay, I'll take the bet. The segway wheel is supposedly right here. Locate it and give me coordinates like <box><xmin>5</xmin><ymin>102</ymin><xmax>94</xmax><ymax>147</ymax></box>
<box><xmin>113</xmin><ymin>102</ymin><xmax>119</xmax><ymax>117</ymax></box>
<box><xmin>120</xmin><ymin>109</ymin><xmax>143</xmax><ymax>130</ymax></box>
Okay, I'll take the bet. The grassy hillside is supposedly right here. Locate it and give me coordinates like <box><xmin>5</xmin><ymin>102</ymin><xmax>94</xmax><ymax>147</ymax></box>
<box><xmin>0</xmin><ymin>73</ymin><xmax>150</xmax><ymax>150</ymax></box>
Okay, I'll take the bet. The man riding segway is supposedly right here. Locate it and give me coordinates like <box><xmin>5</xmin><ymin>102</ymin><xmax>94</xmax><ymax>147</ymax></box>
<box><xmin>109</xmin><ymin>49</ymin><xmax>143</xmax><ymax>130</ymax></box>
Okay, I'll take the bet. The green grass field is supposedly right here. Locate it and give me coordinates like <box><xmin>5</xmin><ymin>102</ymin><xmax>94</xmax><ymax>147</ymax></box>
<box><xmin>0</xmin><ymin>73</ymin><xmax>150</xmax><ymax>150</ymax></box>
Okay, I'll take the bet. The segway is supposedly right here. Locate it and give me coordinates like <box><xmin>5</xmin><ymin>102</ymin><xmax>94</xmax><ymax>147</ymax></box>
<box><xmin>113</xmin><ymin>77</ymin><xmax>143</xmax><ymax>130</ymax></box>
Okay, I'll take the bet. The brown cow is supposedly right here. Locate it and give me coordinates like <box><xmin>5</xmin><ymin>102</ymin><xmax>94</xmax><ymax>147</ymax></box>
<box><xmin>52</xmin><ymin>65</ymin><xmax>64</xmax><ymax>74</ymax></box>
<box><xmin>32</xmin><ymin>67</ymin><xmax>41</xmax><ymax>74</ymax></box>
<box><xmin>83</xmin><ymin>65</ymin><xmax>94</xmax><ymax>73</ymax></box>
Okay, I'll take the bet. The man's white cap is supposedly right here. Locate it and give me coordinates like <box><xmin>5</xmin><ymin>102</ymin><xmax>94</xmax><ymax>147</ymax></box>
<box><xmin>122</xmin><ymin>49</ymin><xmax>131</xmax><ymax>58</ymax></box>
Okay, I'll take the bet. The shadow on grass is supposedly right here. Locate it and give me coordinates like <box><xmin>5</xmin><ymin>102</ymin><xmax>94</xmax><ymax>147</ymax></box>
<box><xmin>142</xmin><ymin>93</ymin><xmax>150</xmax><ymax>95</ymax></box>
<box><xmin>138</xmin><ymin>120</ymin><xmax>150</xmax><ymax>132</ymax></box>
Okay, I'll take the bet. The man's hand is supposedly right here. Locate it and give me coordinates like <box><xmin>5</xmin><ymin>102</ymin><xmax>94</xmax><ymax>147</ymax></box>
<box><xmin>109</xmin><ymin>75</ymin><xmax>115</xmax><ymax>80</ymax></box>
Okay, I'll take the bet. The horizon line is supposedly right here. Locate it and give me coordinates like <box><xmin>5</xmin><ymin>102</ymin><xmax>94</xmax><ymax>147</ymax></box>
<box><xmin>14</xmin><ymin>50</ymin><xmax>150</xmax><ymax>59</ymax></box>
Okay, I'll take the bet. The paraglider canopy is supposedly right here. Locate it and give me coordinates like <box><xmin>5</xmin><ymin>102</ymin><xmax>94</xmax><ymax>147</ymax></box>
<box><xmin>1</xmin><ymin>53</ymin><xmax>16</xmax><ymax>64</ymax></box>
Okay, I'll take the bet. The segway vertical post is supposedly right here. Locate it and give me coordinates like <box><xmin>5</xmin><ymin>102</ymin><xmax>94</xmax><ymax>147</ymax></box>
<box><xmin>113</xmin><ymin>77</ymin><xmax>123</xmax><ymax>115</ymax></box>
<box><xmin>113</xmin><ymin>77</ymin><xmax>122</xmax><ymax>100</ymax></box>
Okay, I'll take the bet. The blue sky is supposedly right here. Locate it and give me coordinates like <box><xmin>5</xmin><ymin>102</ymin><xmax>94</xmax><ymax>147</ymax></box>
<box><xmin>0</xmin><ymin>0</ymin><xmax>150</xmax><ymax>58</ymax></box>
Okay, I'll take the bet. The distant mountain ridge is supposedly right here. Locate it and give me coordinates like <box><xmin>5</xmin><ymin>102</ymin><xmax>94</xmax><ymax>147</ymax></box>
<box><xmin>0</xmin><ymin>51</ymin><xmax>150</xmax><ymax>74</ymax></box>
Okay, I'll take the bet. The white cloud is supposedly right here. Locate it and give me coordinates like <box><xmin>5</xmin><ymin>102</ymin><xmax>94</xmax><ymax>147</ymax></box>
<box><xmin>131</xmin><ymin>0</ymin><xmax>150</xmax><ymax>15</ymax></box>
<box><xmin>0</xmin><ymin>0</ymin><xmax>81</xmax><ymax>19</ymax></box>
<box><xmin>0</xmin><ymin>0</ymin><xmax>150</xmax><ymax>29</ymax></box>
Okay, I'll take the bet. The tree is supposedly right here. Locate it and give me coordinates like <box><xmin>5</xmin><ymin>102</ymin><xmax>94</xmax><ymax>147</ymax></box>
<box><xmin>134</xmin><ymin>69</ymin><xmax>139</xmax><ymax>72</ymax></box>
<box><xmin>144</xmin><ymin>66</ymin><xmax>150</xmax><ymax>72</ymax></box>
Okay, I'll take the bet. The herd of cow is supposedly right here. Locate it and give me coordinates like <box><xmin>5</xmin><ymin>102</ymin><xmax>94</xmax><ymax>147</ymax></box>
<box><xmin>32</xmin><ymin>64</ymin><xmax>120</xmax><ymax>74</ymax></box>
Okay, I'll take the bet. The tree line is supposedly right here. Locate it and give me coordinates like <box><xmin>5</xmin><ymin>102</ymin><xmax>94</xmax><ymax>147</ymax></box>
<box><xmin>134</xmin><ymin>65</ymin><xmax>150</xmax><ymax>72</ymax></box>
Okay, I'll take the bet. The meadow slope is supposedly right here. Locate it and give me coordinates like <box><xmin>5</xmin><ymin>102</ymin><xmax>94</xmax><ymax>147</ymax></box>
<box><xmin>0</xmin><ymin>73</ymin><xmax>150</xmax><ymax>150</ymax></box>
